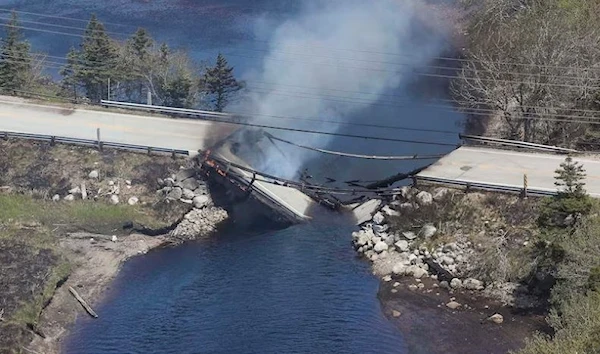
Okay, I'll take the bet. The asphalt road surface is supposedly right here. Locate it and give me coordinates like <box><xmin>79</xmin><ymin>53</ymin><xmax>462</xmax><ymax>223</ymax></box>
<box><xmin>0</xmin><ymin>96</ymin><xmax>238</xmax><ymax>154</ymax></box>
<box><xmin>417</xmin><ymin>146</ymin><xmax>600</xmax><ymax>197</ymax></box>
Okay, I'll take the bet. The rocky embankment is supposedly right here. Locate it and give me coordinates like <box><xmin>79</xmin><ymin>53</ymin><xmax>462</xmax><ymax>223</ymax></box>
<box><xmin>350</xmin><ymin>185</ymin><xmax>549</xmax><ymax>353</ymax></box>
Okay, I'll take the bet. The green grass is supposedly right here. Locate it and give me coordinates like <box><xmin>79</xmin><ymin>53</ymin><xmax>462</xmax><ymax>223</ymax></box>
<box><xmin>0</xmin><ymin>194</ymin><xmax>167</xmax><ymax>234</ymax></box>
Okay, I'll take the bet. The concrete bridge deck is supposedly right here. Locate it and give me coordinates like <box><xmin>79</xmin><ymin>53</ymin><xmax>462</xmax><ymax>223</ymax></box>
<box><xmin>416</xmin><ymin>146</ymin><xmax>600</xmax><ymax>197</ymax></box>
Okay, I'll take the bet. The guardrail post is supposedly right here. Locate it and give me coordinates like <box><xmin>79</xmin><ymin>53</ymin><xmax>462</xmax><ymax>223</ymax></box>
<box><xmin>522</xmin><ymin>174</ymin><xmax>528</xmax><ymax>199</ymax></box>
<box><xmin>50</xmin><ymin>136</ymin><xmax>56</xmax><ymax>146</ymax></box>
<box><xmin>3</xmin><ymin>132</ymin><xmax>7</xmax><ymax>140</ymax></box>
<box><xmin>147</xmin><ymin>146</ymin><xmax>152</xmax><ymax>155</ymax></box>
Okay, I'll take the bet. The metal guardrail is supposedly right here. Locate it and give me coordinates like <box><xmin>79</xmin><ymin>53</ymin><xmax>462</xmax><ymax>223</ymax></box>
<box><xmin>415</xmin><ymin>175</ymin><xmax>557</xmax><ymax>197</ymax></box>
<box><xmin>460</xmin><ymin>134</ymin><xmax>579</xmax><ymax>154</ymax></box>
<box><xmin>0</xmin><ymin>130</ymin><xmax>190</xmax><ymax>157</ymax></box>
<box><xmin>100</xmin><ymin>100</ymin><xmax>238</xmax><ymax>121</ymax></box>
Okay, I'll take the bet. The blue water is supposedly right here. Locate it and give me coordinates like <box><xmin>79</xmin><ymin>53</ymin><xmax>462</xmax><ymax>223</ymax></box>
<box><xmin>65</xmin><ymin>223</ymin><xmax>407</xmax><ymax>354</ymax></box>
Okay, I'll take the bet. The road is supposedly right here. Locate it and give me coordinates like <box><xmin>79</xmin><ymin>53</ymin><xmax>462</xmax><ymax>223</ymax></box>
<box><xmin>417</xmin><ymin>146</ymin><xmax>600</xmax><ymax>197</ymax></box>
<box><xmin>0</xmin><ymin>96</ymin><xmax>238</xmax><ymax>154</ymax></box>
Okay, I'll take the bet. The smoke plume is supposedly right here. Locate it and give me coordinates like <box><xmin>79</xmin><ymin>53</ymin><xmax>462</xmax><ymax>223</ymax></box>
<box><xmin>239</xmin><ymin>0</ymin><xmax>451</xmax><ymax>180</ymax></box>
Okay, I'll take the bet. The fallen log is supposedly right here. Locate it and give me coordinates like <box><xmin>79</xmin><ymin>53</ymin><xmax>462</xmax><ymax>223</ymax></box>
<box><xmin>68</xmin><ymin>286</ymin><xmax>98</xmax><ymax>318</ymax></box>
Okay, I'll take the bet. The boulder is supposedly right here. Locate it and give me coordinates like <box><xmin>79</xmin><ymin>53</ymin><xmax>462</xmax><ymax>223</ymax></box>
<box><xmin>446</xmin><ymin>301</ymin><xmax>461</xmax><ymax>310</ymax></box>
<box><xmin>379</xmin><ymin>250</ymin><xmax>388</xmax><ymax>259</ymax></box>
<box><xmin>193</xmin><ymin>195</ymin><xmax>211</xmax><ymax>209</ymax></box>
<box><xmin>408</xmin><ymin>254</ymin><xmax>418</xmax><ymax>264</ymax></box>
<box><xmin>402</xmin><ymin>231</ymin><xmax>417</xmax><ymax>240</ymax></box>
<box><xmin>164</xmin><ymin>178</ymin><xmax>175</xmax><ymax>187</ymax></box>
<box><xmin>395</xmin><ymin>240</ymin><xmax>409</xmax><ymax>252</ymax></box>
<box><xmin>64</xmin><ymin>194</ymin><xmax>75</xmax><ymax>202</ymax></box>
<box><xmin>175</xmin><ymin>168</ymin><xmax>195</xmax><ymax>182</ymax></box>
<box><xmin>125</xmin><ymin>180</ymin><xmax>132</xmax><ymax>186</ymax></box>
<box><xmin>128</xmin><ymin>196</ymin><xmax>139</xmax><ymax>206</ymax></box>
<box><xmin>415</xmin><ymin>191</ymin><xmax>433</xmax><ymax>206</ymax></box>
<box><xmin>392</xmin><ymin>310</ymin><xmax>401</xmax><ymax>318</ymax></box>
<box><xmin>167</xmin><ymin>187</ymin><xmax>183</xmax><ymax>200</ymax></box>
<box><xmin>464</xmin><ymin>278</ymin><xmax>484</xmax><ymax>291</ymax></box>
<box><xmin>52</xmin><ymin>194</ymin><xmax>60</xmax><ymax>202</ymax></box>
<box><xmin>182</xmin><ymin>188</ymin><xmax>195</xmax><ymax>200</ymax></box>
<box><xmin>108</xmin><ymin>180</ymin><xmax>115</xmax><ymax>186</ymax></box>
<box><xmin>399</xmin><ymin>202</ymin><xmax>414</xmax><ymax>210</ymax></box>
<box><xmin>88</xmin><ymin>170</ymin><xmax>99</xmax><ymax>179</ymax></box>
<box><xmin>408</xmin><ymin>284</ymin><xmax>418</xmax><ymax>291</ymax></box>
<box><xmin>421</xmin><ymin>224</ymin><xmax>437</xmax><ymax>238</ymax></box>
<box><xmin>373</xmin><ymin>224</ymin><xmax>389</xmax><ymax>234</ymax></box>
<box><xmin>412</xmin><ymin>267</ymin><xmax>428</xmax><ymax>279</ymax></box>
<box><xmin>450</xmin><ymin>278</ymin><xmax>463</xmax><ymax>289</ymax></box>
<box><xmin>180</xmin><ymin>178</ymin><xmax>201</xmax><ymax>191</ymax></box>
<box><xmin>439</xmin><ymin>281</ymin><xmax>450</xmax><ymax>289</ymax></box>
<box><xmin>487</xmin><ymin>313</ymin><xmax>504</xmax><ymax>324</ymax></box>
<box><xmin>392</xmin><ymin>264</ymin><xmax>407</xmax><ymax>275</ymax></box>
<box><xmin>109</xmin><ymin>195</ymin><xmax>120</xmax><ymax>205</ymax></box>
<box><xmin>432</xmin><ymin>188</ymin><xmax>450</xmax><ymax>201</ymax></box>
<box><xmin>68</xmin><ymin>186</ymin><xmax>81</xmax><ymax>195</ymax></box>
<box><xmin>381</xmin><ymin>205</ymin><xmax>400</xmax><ymax>217</ymax></box>
<box><xmin>372</xmin><ymin>212</ymin><xmax>385</xmax><ymax>225</ymax></box>
<box><xmin>111</xmin><ymin>235</ymin><xmax>118</xmax><ymax>242</ymax></box>
<box><xmin>441</xmin><ymin>256</ymin><xmax>455</xmax><ymax>266</ymax></box>
<box><xmin>157</xmin><ymin>178</ymin><xmax>165</xmax><ymax>187</ymax></box>
<box><xmin>374</xmin><ymin>241</ymin><xmax>389</xmax><ymax>253</ymax></box>
<box><xmin>382</xmin><ymin>275</ymin><xmax>392</xmax><ymax>282</ymax></box>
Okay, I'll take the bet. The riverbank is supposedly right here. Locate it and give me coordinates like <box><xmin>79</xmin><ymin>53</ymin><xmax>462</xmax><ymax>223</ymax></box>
<box><xmin>0</xmin><ymin>140</ymin><xmax>228</xmax><ymax>354</ymax></box>
<box><xmin>352</xmin><ymin>185</ymin><xmax>551</xmax><ymax>353</ymax></box>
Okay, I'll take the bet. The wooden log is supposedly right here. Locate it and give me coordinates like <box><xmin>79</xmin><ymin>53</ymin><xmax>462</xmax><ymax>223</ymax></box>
<box><xmin>68</xmin><ymin>286</ymin><xmax>98</xmax><ymax>318</ymax></box>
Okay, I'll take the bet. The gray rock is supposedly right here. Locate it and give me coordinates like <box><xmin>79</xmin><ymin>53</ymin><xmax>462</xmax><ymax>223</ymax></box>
<box><xmin>383</xmin><ymin>234</ymin><xmax>395</xmax><ymax>246</ymax></box>
<box><xmin>487</xmin><ymin>313</ymin><xmax>504</xmax><ymax>324</ymax></box>
<box><xmin>372</xmin><ymin>212</ymin><xmax>385</xmax><ymax>225</ymax></box>
<box><xmin>167</xmin><ymin>187</ymin><xmax>183</xmax><ymax>200</ymax></box>
<box><xmin>402</xmin><ymin>231</ymin><xmax>417</xmax><ymax>240</ymax></box>
<box><xmin>193</xmin><ymin>195</ymin><xmax>211</xmax><ymax>209</ymax></box>
<box><xmin>64</xmin><ymin>194</ymin><xmax>75</xmax><ymax>202</ymax></box>
<box><xmin>382</xmin><ymin>275</ymin><xmax>392</xmax><ymax>282</ymax></box>
<box><xmin>412</xmin><ymin>267</ymin><xmax>428</xmax><ymax>279</ymax></box>
<box><xmin>374</xmin><ymin>241</ymin><xmax>388</xmax><ymax>253</ymax></box>
<box><xmin>441</xmin><ymin>256</ymin><xmax>455</xmax><ymax>266</ymax></box>
<box><xmin>164</xmin><ymin>178</ymin><xmax>175</xmax><ymax>187</ymax></box>
<box><xmin>408</xmin><ymin>284</ymin><xmax>418</xmax><ymax>291</ymax></box>
<box><xmin>446</xmin><ymin>301</ymin><xmax>461</xmax><ymax>310</ymax></box>
<box><xmin>463</xmin><ymin>278</ymin><xmax>484</xmax><ymax>291</ymax></box>
<box><xmin>392</xmin><ymin>264</ymin><xmax>406</xmax><ymax>275</ymax></box>
<box><xmin>432</xmin><ymin>187</ymin><xmax>450</xmax><ymax>201</ymax></box>
<box><xmin>421</xmin><ymin>224</ymin><xmax>437</xmax><ymax>238</ymax></box>
<box><xmin>379</xmin><ymin>250</ymin><xmax>388</xmax><ymax>259</ymax></box>
<box><xmin>180</xmin><ymin>178</ymin><xmax>201</xmax><ymax>191</ymax></box>
<box><xmin>88</xmin><ymin>170</ymin><xmax>99</xmax><ymax>179</ymax></box>
<box><xmin>108</xmin><ymin>180</ymin><xmax>115</xmax><ymax>186</ymax></box>
<box><xmin>125</xmin><ymin>180</ymin><xmax>132</xmax><ymax>186</ymax></box>
<box><xmin>408</xmin><ymin>254</ymin><xmax>418</xmax><ymax>264</ymax></box>
<box><xmin>392</xmin><ymin>310</ymin><xmax>401</xmax><ymax>318</ymax></box>
<box><xmin>443</xmin><ymin>243</ymin><xmax>458</xmax><ymax>252</ymax></box>
<box><xmin>182</xmin><ymin>188</ymin><xmax>195</xmax><ymax>200</ymax></box>
<box><xmin>381</xmin><ymin>205</ymin><xmax>400</xmax><ymax>217</ymax></box>
<box><xmin>68</xmin><ymin>186</ymin><xmax>81</xmax><ymax>195</ymax></box>
<box><xmin>373</xmin><ymin>224</ymin><xmax>389</xmax><ymax>234</ymax></box>
<box><xmin>109</xmin><ymin>195</ymin><xmax>119</xmax><ymax>205</ymax></box>
<box><xmin>175</xmin><ymin>168</ymin><xmax>195</xmax><ymax>182</ymax></box>
<box><xmin>415</xmin><ymin>191</ymin><xmax>433</xmax><ymax>206</ymax></box>
<box><xmin>395</xmin><ymin>240</ymin><xmax>409</xmax><ymax>252</ymax></box>
<box><xmin>439</xmin><ymin>281</ymin><xmax>449</xmax><ymax>289</ymax></box>
<box><xmin>52</xmin><ymin>194</ymin><xmax>60</xmax><ymax>202</ymax></box>
<box><xmin>399</xmin><ymin>202</ymin><xmax>414</xmax><ymax>210</ymax></box>
<box><xmin>157</xmin><ymin>178</ymin><xmax>165</xmax><ymax>187</ymax></box>
<box><xmin>450</xmin><ymin>278</ymin><xmax>462</xmax><ymax>289</ymax></box>
<box><xmin>128</xmin><ymin>196</ymin><xmax>139</xmax><ymax>205</ymax></box>
<box><xmin>398</xmin><ymin>186</ymin><xmax>411</xmax><ymax>200</ymax></box>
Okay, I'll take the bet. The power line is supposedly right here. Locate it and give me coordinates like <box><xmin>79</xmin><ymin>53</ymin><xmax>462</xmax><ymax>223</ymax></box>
<box><xmin>0</xmin><ymin>15</ymin><xmax>129</xmax><ymax>38</ymax></box>
<box><xmin>0</xmin><ymin>8</ymin><xmax>137</xmax><ymax>28</ymax></box>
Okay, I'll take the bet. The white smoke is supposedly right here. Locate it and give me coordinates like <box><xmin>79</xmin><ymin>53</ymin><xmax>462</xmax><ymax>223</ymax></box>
<box><xmin>240</xmin><ymin>0</ymin><xmax>449</xmax><ymax>179</ymax></box>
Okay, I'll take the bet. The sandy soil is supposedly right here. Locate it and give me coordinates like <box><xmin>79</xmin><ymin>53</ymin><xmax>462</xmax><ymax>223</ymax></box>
<box><xmin>25</xmin><ymin>232</ymin><xmax>166</xmax><ymax>354</ymax></box>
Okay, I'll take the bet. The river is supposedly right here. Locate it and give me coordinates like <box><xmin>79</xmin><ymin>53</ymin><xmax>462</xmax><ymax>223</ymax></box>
<box><xmin>65</xmin><ymin>222</ymin><xmax>408</xmax><ymax>354</ymax></box>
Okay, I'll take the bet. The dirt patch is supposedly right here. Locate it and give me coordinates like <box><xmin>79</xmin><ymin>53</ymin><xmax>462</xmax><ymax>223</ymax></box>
<box><xmin>378</xmin><ymin>277</ymin><xmax>550</xmax><ymax>354</ymax></box>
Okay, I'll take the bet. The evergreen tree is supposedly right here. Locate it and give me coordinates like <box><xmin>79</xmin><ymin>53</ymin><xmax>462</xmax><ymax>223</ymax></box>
<box><xmin>555</xmin><ymin>156</ymin><xmax>587</xmax><ymax>197</ymax></box>
<box><xmin>59</xmin><ymin>47</ymin><xmax>82</xmax><ymax>100</ymax></box>
<box><xmin>128</xmin><ymin>28</ymin><xmax>153</xmax><ymax>63</ymax></box>
<box><xmin>78</xmin><ymin>14</ymin><xmax>118</xmax><ymax>102</ymax></box>
<box><xmin>161</xmin><ymin>72</ymin><xmax>193</xmax><ymax>108</ymax></box>
<box><xmin>123</xmin><ymin>28</ymin><xmax>154</xmax><ymax>101</ymax></box>
<box><xmin>200</xmin><ymin>53</ymin><xmax>243</xmax><ymax>112</ymax></box>
<box><xmin>0</xmin><ymin>12</ymin><xmax>32</xmax><ymax>91</ymax></box>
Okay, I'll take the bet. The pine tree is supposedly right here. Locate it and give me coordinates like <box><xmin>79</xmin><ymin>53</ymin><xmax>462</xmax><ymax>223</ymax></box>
<box><xmin>200</xmin><ymin>53</ymin><xmax>243</xmax><ymax>112</ymax></box>
<box><xmin>124</xmin><ymin>28</ymin><xmax>154</xmax><ymax>100</ymax></box>
<box><xmin>554</xmin><ymin>156</ymin><xmax>587</xmax><ymax>197</ymax></box>
<box><xmin>60</xmin><ymin>47</ymin><xmax>82</xmax><ymax>100</ymax></box>
<box><xmin>78</xmin><ymin>14</ymin><xmax>118</xmax><ymax>102</ymax></box>
<box><xmin>0</xmin><ymin>12</ymin><xmax>32</xmax><ymax>91</ymax></box>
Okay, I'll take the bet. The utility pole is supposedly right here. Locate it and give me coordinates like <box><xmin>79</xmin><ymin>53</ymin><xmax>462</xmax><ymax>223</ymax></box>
<box><xmin>107</xmin><ymin>77</ymin><xmax>111</xmax><ymax>101</ymax></box>
<box><xmin>147</xmin><ymin>87</ymin><xmax>152</xmax><ymax>105</ymax></box>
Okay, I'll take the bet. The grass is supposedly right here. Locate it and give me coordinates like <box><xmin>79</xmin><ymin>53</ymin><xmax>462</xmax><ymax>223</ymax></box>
<box><xmin>0</xmin><ymin>194</ymin><xmax>168</xmax><ymax>234</ymax></box>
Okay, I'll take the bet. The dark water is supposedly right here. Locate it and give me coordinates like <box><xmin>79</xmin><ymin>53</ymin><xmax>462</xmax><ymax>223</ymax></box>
<box><xmin>65</xmin><ymin>223</ymin><xmax>407</xmax><ymax>354</ymax></box>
